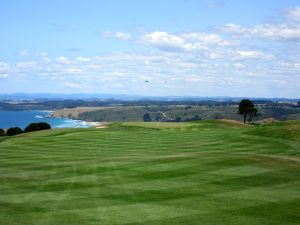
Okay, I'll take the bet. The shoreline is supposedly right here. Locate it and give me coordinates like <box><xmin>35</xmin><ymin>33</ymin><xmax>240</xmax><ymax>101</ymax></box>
<box><xmin>49</xmin><ymin>111</ymin><xmax>108</xmax><ymax>128</ymax></box>
<box><xmin>0</xmin><ymin>110</ymin><xmax>103</xmax><ymax>129</ymax></box>
<box><xmin>50</xmin><ymin>107</ymin><xmax>111</xmax><ymax>128</ymax></box>
<box><xmin>50</xmin><ymin>107</ymin><xmax>106</xmax><ymax>119</ymax></box>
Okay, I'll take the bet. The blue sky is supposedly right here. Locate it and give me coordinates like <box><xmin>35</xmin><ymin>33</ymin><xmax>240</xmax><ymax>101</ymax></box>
<box><xmin>0</xmin><ymin>0</ymin><xmax>300</xmax><ymax>97</ymax></box>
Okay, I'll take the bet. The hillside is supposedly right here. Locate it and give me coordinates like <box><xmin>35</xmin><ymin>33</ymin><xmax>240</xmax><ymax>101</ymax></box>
<box><xmin>0</xmin><ymin>121</ymin><xmax>299</xmax><ymax>224</ymax></box>
<box><xmin>52</xmin><ymin>103</ymin><xmax>300</xmax><ymax>122</ymax></box>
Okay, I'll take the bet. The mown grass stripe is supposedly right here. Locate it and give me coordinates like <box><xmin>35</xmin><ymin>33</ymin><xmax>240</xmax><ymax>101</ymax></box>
<box><xmin>0</xmin><ymin>120</ymin><xmax>299</xmax><ymax>225</ymax></box>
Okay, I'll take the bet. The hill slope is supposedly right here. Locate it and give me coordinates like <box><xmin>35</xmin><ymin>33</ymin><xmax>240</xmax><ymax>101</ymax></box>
<box><xmin>0</xmin><ymin>121</ymin><xmax>299</xmax><ymax>225</ymax></box>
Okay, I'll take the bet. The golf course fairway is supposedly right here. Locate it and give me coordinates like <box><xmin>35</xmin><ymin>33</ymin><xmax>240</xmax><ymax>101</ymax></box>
<box><xmin>0</xmin><ymin>120</ymin><xmax>299</xmax><ymax>225</ymax></box>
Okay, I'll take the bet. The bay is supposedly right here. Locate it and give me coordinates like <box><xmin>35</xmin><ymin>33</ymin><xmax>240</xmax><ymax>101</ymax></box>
<box><xmin>0</xmin><ymin>110</ymin><xmax>90</xmax><ymax>129</ymax></box>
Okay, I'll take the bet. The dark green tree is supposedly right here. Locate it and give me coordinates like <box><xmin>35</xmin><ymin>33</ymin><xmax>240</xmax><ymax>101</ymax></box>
<box><xmin>238</xmin><ymin>99</ymin><xmax>258</xmax><ymax>124</ymax></box>
<box><xmin>6</xmin><ymin>127</ymin><xmax>23</xmax><ymax>136</ymax></box>
<box><xmin>248</xmin><ymin>107</ymin><xmax>258</xmax><ymax>124</ymax></box>
<box><xmin>0</xmin><ymin>128</ymin><xmax>5</xmax><ymax>136</ymax></box>
<box><xmin>24</xmin><ymin>122</ymin><xmax>51</xmax><ymax>133</ymax></box>
<box><xmin>175</xmin><ymin>117</ymin><xmax>181</xmax><ymax>122</ymax></box>
<box><xmin>143</xmin><ymin>113</ymin><xmax>151</xmax><ymax>122</ymax></box>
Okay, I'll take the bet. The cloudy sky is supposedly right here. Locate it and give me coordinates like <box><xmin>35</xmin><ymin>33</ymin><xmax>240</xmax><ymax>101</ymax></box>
<box><xmin>0</xmin><ymin>0</ymin><xmax>300</xmax><ymax>98</ymax></box>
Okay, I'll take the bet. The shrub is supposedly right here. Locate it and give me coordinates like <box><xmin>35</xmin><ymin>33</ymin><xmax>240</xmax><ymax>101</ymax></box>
<box><xmin>175</xmin><ymin>117</ymin><xmax>181</xmax><ymax>122</ymax></box>
<box><xmin>0</xmin><ymin>128</ymin><xmax>5</xmax><ymax>136</ymax></box>
<box><xmin>143</xmin><ymin>113</ymin><xmax>151</xmax><ymax>122</ymax></box>
<box><xmin>24</xmin><ymin>122</ymin><xmax>51</xmax><ymax>133</ymax></box>
<box><xmin>6</xmin><ymin>127</ymin><xmax>23</xmax><ymax>136</ymax></box>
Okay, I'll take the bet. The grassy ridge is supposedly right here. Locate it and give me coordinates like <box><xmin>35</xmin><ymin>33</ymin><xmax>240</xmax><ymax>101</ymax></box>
<box><xmin>63</xmin><ymin>104</ymin><xmax>300</xmax><ymax>122</ymax></box>
<box><xmin>0</xmin><ymin>121</ymin><xmax>299</xmax><ymax>224</ymax></box>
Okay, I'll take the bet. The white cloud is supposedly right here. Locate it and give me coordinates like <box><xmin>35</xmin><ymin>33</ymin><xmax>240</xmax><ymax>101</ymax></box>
<box><xmin>287</xmin><ymin>7</ymin><xmax>300</xmax><ymax>21</ymax></box>
<box><xmin>75</xmin><ymin>56</ymin><xmax>91</xmax><ymax>62</ymax></box>
<box><xmin>63</xmin><ymin>82</ymin><xmax>82</xmax><ymax>88</ymax></box>
<box><xmin>56</xmin><ymin>56</ymin><xmax>71</xmax><ymax>64</ymax></box>
<box><xmin>250</xmin><ymin>24</ymin><xmax>300</xmax><ymax>39</ymax></box>
<box><xmin>0</xmin><ymin>62</ymin><xmax>10</xmax><ymax>78</ymax></box>
<box><xmin>181</xmin><ymin>32</ymin><xmax>229</xmax><ymax>45</ymax></box>
<box><xmin>0</xmin><ymin>62</ymin><xmax>10</xmax><ymax>72</ymax></box>
<box><xmin>237</xmin><ymin>51</ymin><xmax>266</xmax><ymax>59</ymax></box>
<box><xmin>142</xmin><ymin>31</ymin><xmax>238</xmax><ymax>52</ymax></box>
<box><xmin>219</xmin><ymin>7</ymin><xmax>300</xmax><ymax>40</ymax></box>
<box><xmin>220</xmin><ymin>23</ymin><xmax>247</xmax><ymax>34</ymax></box>
<box><xmin>0</xmin><ymin>51</ymin><xmax>298</xmax><ymax>97</ymax></box>
<box><xmin>0</xmin><ymin>74</ymin><xmax>9</xmax><ymax>78</ymax></box>
<box><xmin>221</xmin><ymin>23</ymin><xmax>300</xmax><ymax>40</ymax></box>
<box><xmin>101</xmin><ymin>31</ymin><xmax>132</xmax><ymax>40</ymax></box>
<box><xmin>64</xmin><ymin>67</ymin><xmax>82</xmax><ymax>74</ymax></box>
<box><xmin>233</xmin><ymin>63</ymin><xmax>245</xmax><ymax>69</ymax></box>
<box><xmin>142</xmin><ymin>31</ymin><xmax>185</xmax><ymax>51</ymax></box>
<box><xmin>42</xmin><ymin>57</ymin><xmax>52</xmax><ymax>63</ymax></box>
<box><xmin>16</xmin><ymin>61</ymin><xmax>38</xmax><ymax>70</ymax></box>
<box><xmin>141</xmin><ymin>31</ymin><xmax>269</xmax><ymax>61</ymax></box>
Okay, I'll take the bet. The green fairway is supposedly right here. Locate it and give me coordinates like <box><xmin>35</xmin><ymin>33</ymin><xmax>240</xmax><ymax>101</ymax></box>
<box><xmin>0</xmin><ymin>120</ymin><xmax>299</xmax><ymax>225</ymax></box>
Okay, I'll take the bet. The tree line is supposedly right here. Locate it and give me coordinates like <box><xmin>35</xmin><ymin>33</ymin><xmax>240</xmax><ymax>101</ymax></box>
<box><xmin>0</xmin><ymin>122</ymin><xmax>51</xmax><ymax>136</ymax></box>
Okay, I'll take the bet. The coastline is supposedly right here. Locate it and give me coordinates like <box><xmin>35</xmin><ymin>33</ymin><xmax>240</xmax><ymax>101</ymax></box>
<box><xmin>50</xmin><ymin>107</ymin><xmax>106</xmax><ymax>119</ymax></box>
<box><xmin>0</xmin><ymin>110</ymin><xmax>97</xmax><ymax>129</ymax></box>
<box><xmin>49</xmin><ymin>109</ymin><xmax>109</xmax><ymax>128</ymax></box>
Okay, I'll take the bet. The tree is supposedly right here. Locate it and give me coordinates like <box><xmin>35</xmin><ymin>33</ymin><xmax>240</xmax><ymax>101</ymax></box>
<box><xmin>248</xmin><ymin>107</ymin><xmax>258</xmax><ymax>124</ymax></box>
<box><xmin>143</xmin><ymin>113</ymin><xmax>151</xmax><ymax>122</ymax></box>
<box><xmin>155</xmin><ymin>114</ymin><xmax>161</xmax><ymax>122</ymax></box>
<box><xmin>24</xmin><ymin>122</ymin><xmax>51</xmax><ymax>133</ymax></box>
<box><xmin>175</xmin><ymin>117</ymin><xmax>181</xmax><ymax>122</ymax></box>
<box><xmin>6</xmin><ymin>127</ymin><xmax>23</xmax><ymax>136</ymax></box>
<box><xmin>0</xmin><ymin>128</ymin><xmax>5</xmax><ymax>136</ymax></box>
<box><xmin>238</xmin><ymin>99</ymin><xmax>258</xmax><ymax>124</ymax></box>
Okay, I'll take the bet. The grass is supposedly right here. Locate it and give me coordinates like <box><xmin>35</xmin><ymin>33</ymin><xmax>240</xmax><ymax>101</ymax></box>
<box><xmin>0</xmin><ymin>120</ymin><xmax>299</xmax><ymax>225</ymax></box>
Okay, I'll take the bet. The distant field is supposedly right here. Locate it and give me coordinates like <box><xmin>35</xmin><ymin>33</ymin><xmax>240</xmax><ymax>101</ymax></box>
<box><xmin>0</xmin><ymin>120</ymin><xmax>299</xmax><ymax>224</ymax></box>
<box><xmin>52</xmin><ymin>104</ymin><xmax>300</xmax><ymax>123</ymax></box>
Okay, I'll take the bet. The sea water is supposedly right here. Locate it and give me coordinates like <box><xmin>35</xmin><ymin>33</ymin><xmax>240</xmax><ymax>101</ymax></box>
<box><xmin>0</xmin><ymin>110</ymin><xmax>91</xmax><ymax>129</ymax></box>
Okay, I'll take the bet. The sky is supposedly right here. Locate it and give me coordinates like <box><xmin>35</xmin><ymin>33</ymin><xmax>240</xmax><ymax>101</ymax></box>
<box><xmin>0</xmin><ymin>0</ymin><xmax>300</xmax><ymax>98</ymax></box>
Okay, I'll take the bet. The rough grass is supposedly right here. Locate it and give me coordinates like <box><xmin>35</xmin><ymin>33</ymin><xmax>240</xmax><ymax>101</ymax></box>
<box><xmin>0</xmin><ymin>120</ymin><xmax>299</xmax><ymax>225</ymax></box>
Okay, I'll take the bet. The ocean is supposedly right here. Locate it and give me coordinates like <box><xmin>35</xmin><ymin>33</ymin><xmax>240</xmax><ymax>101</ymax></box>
<box><xmin>0</xmin><ymin>110</ymin><xmax>91</xmax><ymax>129</ymax></box>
